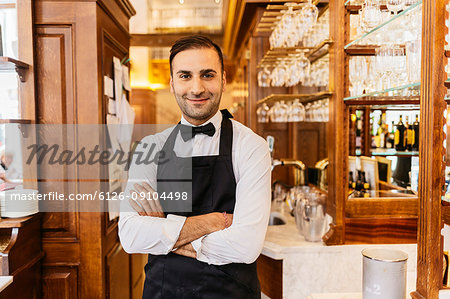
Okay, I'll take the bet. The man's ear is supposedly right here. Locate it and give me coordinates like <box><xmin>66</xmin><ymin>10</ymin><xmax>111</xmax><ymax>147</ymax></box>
<box><xmin>222</xmin><ymin>71</ymin><xmax>227</xmax><ymax>92</ymax></box>
<box><xmin>169</xmin><ymin>77</ymin><xmax>174</xmax><ymax>93</ymax></box>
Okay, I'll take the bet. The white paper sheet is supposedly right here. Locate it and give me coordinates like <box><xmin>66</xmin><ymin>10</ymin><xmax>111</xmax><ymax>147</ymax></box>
<box><xmin>104</xmin><ymin>76</ymin><xmax>114</xmax><ymax>98</ymax></box>
<box><xmin>108</xmin><ymin>99</ymin><xmax>116</xmax><ymax>115</ymax></box>
<box><xmin>113</xmin><ymin>57</ymin><xmax>123</xmax><ymax>119</ymax></box>
<box><xmin>122</xmin><ymin>65</ymin><xmax>131</xmax><ymax>91</ymax></box>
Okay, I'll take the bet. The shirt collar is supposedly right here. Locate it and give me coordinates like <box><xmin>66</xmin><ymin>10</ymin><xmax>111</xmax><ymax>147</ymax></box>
<box><xmin>180</xmin><ymin>110</ymin><xmax>222</xmax><ymax>131</ymax></box>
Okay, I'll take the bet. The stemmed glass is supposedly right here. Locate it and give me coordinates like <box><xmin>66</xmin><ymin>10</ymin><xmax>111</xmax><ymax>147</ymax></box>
<box><xmin>301</xmin><ymin>0</ymin><xmax>319</xmax><ymax>33</ymax></box>
<box><xmin>387</xmin><ymin>0</ymin><xmax>405</xmax><ymax>15</ymax></box>
<box><xmin>257</xmin><ymin>66</ymin><xmax>271</xmax><ymax>87</ymax></box>
<box><xmin>360</xmin><ymin>0</ymin><xmax>381</xmax><ymax>32</ymax></box>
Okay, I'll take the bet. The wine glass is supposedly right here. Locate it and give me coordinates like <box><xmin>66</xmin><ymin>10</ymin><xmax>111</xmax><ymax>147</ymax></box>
<box><xmin>361</xmin><ymin>1</ymin><xmax>381</xmax><ymax>30</ymax></box>
<box><xmin>301</xmin><ymin>0</ymin><xmax>319</xmax><ymax>33</ymax></box>
<box><xmin>387</xmin><ymin>0</ymin><xmax>405</xmax><ymax>15</ymax></box>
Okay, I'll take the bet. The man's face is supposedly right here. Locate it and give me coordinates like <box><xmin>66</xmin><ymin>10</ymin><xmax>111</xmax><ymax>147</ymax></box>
<box><xmin>170</xmin><ymin>47</ymin><xmax>226</xmax><ymax>126</ymax></box>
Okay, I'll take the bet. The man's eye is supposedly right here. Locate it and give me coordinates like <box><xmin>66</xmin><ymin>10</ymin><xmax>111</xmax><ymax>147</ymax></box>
<box><xmin>202</xmin><ymin>73</ymin><xmax>214</xmax><ymax>79</ymax></box>
<box><xmin>180</xmin><ymin>74</ymin><xmax>190</xmax><ymax>79</ymax></box>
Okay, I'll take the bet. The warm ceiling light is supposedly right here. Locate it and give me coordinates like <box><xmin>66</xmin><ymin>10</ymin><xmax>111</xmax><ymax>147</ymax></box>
<box><xmin>214</xmin><ymin>0</ymin><xmax>220</xmax><ymax>3</ymax></box>
<box><xmin>179</xmin><ymin>0</ymin><xmax>184</xmax><ymax>4</ymax></box>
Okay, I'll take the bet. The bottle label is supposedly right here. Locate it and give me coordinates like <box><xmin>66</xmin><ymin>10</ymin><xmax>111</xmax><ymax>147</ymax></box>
<box><xmin>394</xmin><ymin>130</ymin><xmax>400</xmax><ymax>145</ymax></box>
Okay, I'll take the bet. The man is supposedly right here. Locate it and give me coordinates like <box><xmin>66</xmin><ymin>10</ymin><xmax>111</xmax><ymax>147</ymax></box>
<box><xmin>119</xmin><ymin>35</ymin><xmax>271</xmax><ymax>299</ymax></box>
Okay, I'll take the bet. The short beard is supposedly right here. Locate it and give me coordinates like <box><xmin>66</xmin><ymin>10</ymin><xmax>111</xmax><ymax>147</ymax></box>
<box><xmin>175</xmin><ymin>87</ymin><xmax>222</xmax><ymax>122</ymax></box>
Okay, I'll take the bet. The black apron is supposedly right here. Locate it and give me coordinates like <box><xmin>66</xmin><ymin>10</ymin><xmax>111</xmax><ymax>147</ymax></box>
<box><xmin>142</xmin><ymin>110</ymin><xmax>261</xmax><ymax>299</ymax></box>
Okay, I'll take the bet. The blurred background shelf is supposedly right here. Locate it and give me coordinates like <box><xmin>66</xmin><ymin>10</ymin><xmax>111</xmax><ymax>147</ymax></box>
<box><xmin>257</xmin><ymin>91</ymin><xmax>332</xmax><ymax>105</ymax></box>
<box><xmin>0</xmin><ymin>57</ymin><xmax>30</xmax><ymax>82</ymax></box>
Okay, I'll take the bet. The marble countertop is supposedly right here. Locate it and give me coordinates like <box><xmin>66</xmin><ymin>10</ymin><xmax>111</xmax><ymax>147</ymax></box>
<box><xmin>0</xmin><ymin>276</ymin><xmax>13</xmax><ymax>293</ymax></box>
<box><xmin>262</xmin><ymin>205</ymin><xmax>337</xmax><ymax>260</ymax></box>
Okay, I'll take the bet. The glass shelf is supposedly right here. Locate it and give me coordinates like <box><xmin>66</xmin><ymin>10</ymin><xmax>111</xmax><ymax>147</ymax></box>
<box><xmin>257</xmin><ymin>91</ymin><xmax>332</xmax><ymax>105</ymax></box>
<box><xmin>355</xmin><ymin>148</ymin><xmax>419</xmax><ymax>156</ymax></box>
<box><xmin>344</xmin><ymin>82</ymin><xmax>420</xmax><ymax>101</ymax></box>
<box><xmin>344</xmin><ymin>0</ymin><xmax>422</xmax><ymax>49</ymax></box>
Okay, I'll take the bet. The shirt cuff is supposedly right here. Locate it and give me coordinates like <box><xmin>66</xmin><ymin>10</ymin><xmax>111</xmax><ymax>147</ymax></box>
<box><xmin>191</xmin><ymin>236</ymin><xmax>204</xmax><ymax>253</ymax></box>
<box><xmin>161</xmin><ymin>214</ymin><xmax>186</xmax><ymax>251</ymax></box>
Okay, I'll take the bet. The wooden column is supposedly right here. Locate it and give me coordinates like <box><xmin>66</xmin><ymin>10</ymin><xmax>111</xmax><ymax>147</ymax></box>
<box><xmin>412</xmin><ymin>0</ymin><xmax>447</xmax><ymax>298</ymax></box>
<box><xmin>325</xmin><ymin>0</ymin><xmax>347</xmax><ymax>245</ymax></box>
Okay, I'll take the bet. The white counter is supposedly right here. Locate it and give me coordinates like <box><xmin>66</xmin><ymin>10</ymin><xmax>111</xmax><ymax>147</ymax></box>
<box><xmin>261</xmin><ymin>211</ymin><xmax>417</xmax><ymax>299</ymax></box>
<box><xmin>0</xmin><ymin>276</ymin><xmax>13</xmax><ymax>293</ymax></box>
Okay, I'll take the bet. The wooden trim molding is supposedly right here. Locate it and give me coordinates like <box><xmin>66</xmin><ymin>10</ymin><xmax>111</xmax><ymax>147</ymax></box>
<box><xmin>415</xmin><ymin>0</ymin><xmax>447</xmax><ymax>297</ymax></box>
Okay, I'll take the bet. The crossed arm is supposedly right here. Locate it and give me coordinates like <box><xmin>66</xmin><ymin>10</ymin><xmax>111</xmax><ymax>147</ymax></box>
<box><xmin>128</xmin><ymin>182</ymin><xmax>233</xmax><ymax>258</ymax></box>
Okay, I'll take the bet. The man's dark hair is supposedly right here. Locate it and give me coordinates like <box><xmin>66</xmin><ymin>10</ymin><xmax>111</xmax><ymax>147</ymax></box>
<box><xmin>169</xmin><ymin>35</ymin><xmax>224</xmax><ymax>75</ymax></box>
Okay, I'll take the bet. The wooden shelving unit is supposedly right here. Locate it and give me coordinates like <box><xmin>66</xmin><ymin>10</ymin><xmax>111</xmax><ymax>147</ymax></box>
<box><xmin>257</xmin><ymin>39</ymin><xmax>332</xmax><ymax>68</ymax></box>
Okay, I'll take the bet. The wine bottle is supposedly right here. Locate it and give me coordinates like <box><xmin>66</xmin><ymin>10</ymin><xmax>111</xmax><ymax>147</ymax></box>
<box><xmin>362</xmin><ymin>171</ymin><xmax>370</xmax><ymax>197</ymax></box>
<box><xmin>394</xmin><ymin>115</ymin><xmax>406</xmax><ymax>151</ymax></box>
<box><xmin>412</xmin><ymin>114</ymin><xmax>419</xmax><ymax>151</ymax></box>
<box><xmin>405</xmin><ymin>116</ymin><xmax>414</xmax><ymax>151</ymax></box>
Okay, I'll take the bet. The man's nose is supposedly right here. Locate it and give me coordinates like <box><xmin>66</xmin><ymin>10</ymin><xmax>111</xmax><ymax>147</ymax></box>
<box><xmin>190</xmin><ymin>77</ymin><xmax>205</xmax><ymax>96</ymax></box>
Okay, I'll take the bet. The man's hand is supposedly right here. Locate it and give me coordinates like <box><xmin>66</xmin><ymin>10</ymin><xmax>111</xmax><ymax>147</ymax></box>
<box><xmin>173</xmin><ymin>212</ymin><xmax>233</xmax><ymax>248</ymax></box>
<box><xmin>173</xmin><ymin>243</ymin><xmax>197</xmax><ymax>258</ymax></box>
<box><xmin>128</xmin><ymin>182</ymin><xmax>165</xmax><ymax>218</ymax></box>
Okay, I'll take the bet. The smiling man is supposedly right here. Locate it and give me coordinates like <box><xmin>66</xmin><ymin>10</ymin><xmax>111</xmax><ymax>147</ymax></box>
<box><xmin>119</xmin><ymin>35</ymin><xmax>271</xmax><ymax>299</ymax></box>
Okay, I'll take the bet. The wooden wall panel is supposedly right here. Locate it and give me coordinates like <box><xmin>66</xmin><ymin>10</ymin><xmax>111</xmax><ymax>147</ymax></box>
<box><xmin>257</xmin><ymin>255</ymin><xmax>282</xmax><ymax>299</ymax></box>
<box><xmin>42</xmin><ymin>267</ymin><xmax>78</xmax><ymax>299</ymax></box>
<box><xmin>293</xmin><ymin>122</ymin><xmax>327</xmax><ymax>168</ymax></box>
<box><xmin>35</xmin><ymin>26</ymin><xmax>79</xmax><ymax>241</ymax></box>
<box><xmin>130</xmin><ymin>254</ymin><xmax>146</xmax><ymax>299</ymax></box>
<box><xmin>345</xmin><ymin>217</ymin><xmax>417</xmax><ymax>244</ymax></box>
<box><xmin>105</xmin><ymin>245</ymin><xmax>130</xmax><ymax>299</ymax></box>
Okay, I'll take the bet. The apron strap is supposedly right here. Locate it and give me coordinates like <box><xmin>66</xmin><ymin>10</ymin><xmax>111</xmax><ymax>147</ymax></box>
<box><xmin>219</xmin><ymin>113</ymin><xmax>233</xmax><ymax>157</ymax></box>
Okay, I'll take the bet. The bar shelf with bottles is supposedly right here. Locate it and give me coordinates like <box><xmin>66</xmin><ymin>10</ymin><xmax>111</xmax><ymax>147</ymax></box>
<box><xmin>352</xmin><ymin>109</ymin><xmax>420</xmax><ymax>155</ymax></box>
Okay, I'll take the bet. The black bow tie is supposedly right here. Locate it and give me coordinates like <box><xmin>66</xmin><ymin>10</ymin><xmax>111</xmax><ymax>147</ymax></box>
<box><xmin>179</xmin><ymin>122</ymin><xmax>216</xmax><ymax>141</ymax></box>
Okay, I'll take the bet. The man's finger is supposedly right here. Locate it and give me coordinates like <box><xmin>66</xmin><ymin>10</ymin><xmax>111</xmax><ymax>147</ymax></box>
<box><xmin>133</xmin><ymin>185</ymin><xmax>154</xmax><ymax>215</ymax></box>
<box><xmin>141</xmin><ymin>181</ymin><xmax>155</xmax><ymax>193</ymax></box>
<box><xmin>129</xmin><ymin>198</ymin><xmax>145</xmax><ymax>216</ymax></box>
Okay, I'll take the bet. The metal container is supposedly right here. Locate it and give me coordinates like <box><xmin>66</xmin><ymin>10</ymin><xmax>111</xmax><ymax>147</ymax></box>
<box><xmin>362</xmin><ymin>248</ymin><xmax>408</xmax><ymax>299</ymax></box>
<box><xmin>301</xmin><ymin>202</ymin><xmax>326</xmax><ymax>242</ymax></box>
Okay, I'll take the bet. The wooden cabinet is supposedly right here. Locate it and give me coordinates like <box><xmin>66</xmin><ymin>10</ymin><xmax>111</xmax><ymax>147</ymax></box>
<box><xmin>33</xmin><ymin>0</ymin><xmax>140</xmax><ymax>297</ymax></box>
<box><xmin>0</xmin><ymin>216</ymin><xmax>43</xmax><ymax>299</ymax></box>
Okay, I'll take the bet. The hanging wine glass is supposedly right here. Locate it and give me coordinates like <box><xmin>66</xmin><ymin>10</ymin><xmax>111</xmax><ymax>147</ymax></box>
<box><xmin>296</xmin><ymin>51</ymin><xmax>311</xmax><ymax>84</ymax></box>
<box><xmin>301</xmin><ymin>0</ymin><xmax>319</xmax><ymax>33</ymax></box>
<box><xmin>257</xmin><ymin>66</ymin><xmax>271</xmax><ymax>87</ymax></box>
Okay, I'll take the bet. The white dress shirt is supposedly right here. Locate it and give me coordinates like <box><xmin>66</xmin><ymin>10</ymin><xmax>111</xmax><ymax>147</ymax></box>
<box><xmin>118</xmin><ymin>110</ymin><xmax>271</xmax><ymax>265</ymax></box>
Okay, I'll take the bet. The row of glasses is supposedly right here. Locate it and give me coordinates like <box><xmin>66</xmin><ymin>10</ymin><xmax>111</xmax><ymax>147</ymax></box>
<box><xmin>269</xmin><ymin>0</ymin><xmax>318</xmax><ymax>49</ymax></box>
<box><xmin>256</xmin><ymin>99</ymin><xmax>329</xmax><ymax>123</ymax></box>
<box><xmin>348</xmin><ymin>43</ymin><xmax>420</xmax><ymax>97</ymax></box>
<box><xmin>258</xmin><ymin>51</ymin><xmax>311</xmax><ymax>87</ymax></box>
<box><xmin>352</xmin><ymin>0</ymin><xmax>421</xmax><ymax>44</ymax></box>
<box><xmin>302</xmin><ymin>9</ymin><xmax>330</xmax><ymax>48</ymax></box>
<box><xmin>303</xmin><ymin>55</ymin><xmax>329</xmax><ymax>88</ymax></box>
